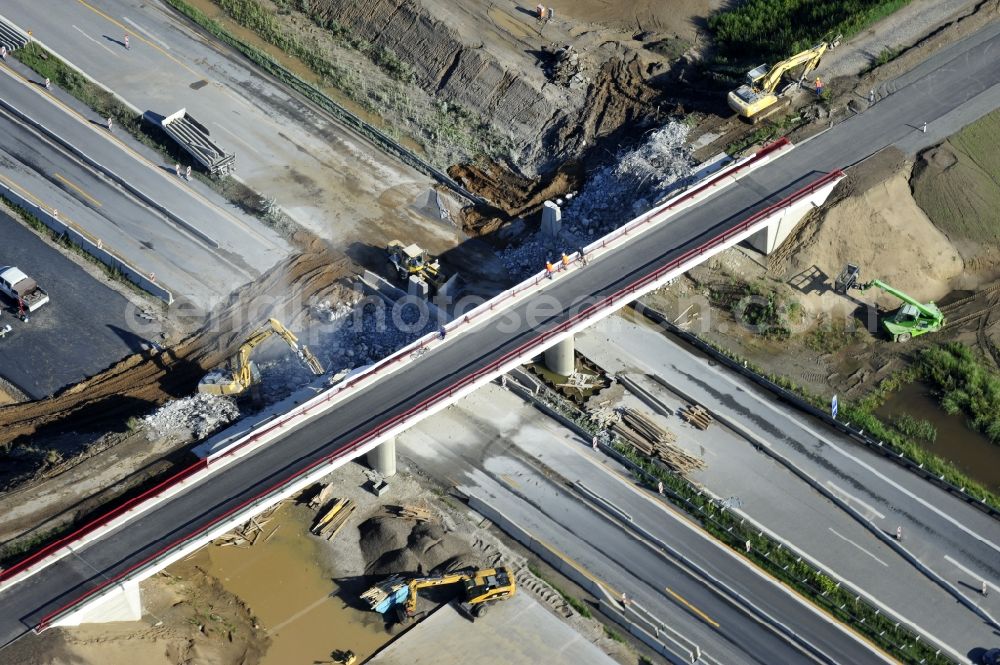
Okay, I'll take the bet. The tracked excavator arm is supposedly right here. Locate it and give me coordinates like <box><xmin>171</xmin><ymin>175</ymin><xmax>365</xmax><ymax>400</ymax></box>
<box><xmin>728</xmin><ymin>36</ymin><xmax>839</xmax><ymax>121</ymax></box>
<box><xmin>198</xmin><ymin>317</ymin><xmax>324</xmax><ymax>396</ymax></box>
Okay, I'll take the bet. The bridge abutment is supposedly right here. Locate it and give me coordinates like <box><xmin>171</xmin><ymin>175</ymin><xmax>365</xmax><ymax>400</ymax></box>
<box><xmin>747</xmin><ymin>186</ymin><xmax>831</xmax><ymax>255</ymax></box>
<box><xmin>51</xmin><ymin>579</ymin><xmax>142</xmax><ymax>628</ymax></box>
<box><xmin>544</xmin><ymin>336</ymin><xmax>575</xmax><ymax>376</ymax></box>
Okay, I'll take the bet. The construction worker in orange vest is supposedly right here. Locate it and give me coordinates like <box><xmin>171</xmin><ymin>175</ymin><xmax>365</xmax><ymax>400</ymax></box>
<box><xmin>814</xmin><ymin>77</ymin><xmax>824</xmax><ymax>98</ymax></box>
<box><xmin>545</xmin><ymin>261</ymin><xmax>555</xmax><ymax>279</ymax></box>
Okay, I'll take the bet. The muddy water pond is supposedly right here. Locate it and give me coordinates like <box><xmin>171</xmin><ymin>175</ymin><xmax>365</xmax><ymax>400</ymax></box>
<box><xmin>876</xmin><ymin>381</ymin><xmax>1000</xmax><ymax>490</ymax></box>
<box><xmin>185</xmin><ymin>504</ymin><xmax>389</xmax><ymax>664</ymax></box>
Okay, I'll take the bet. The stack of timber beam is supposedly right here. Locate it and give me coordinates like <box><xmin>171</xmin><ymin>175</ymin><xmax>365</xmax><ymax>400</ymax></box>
<box><xmin>680</xmin><ymin>404</ymin><xmax>713</xmax><ymax>430</ymax></box>
<box><xmin>612</xmin><ymin>407</ymin><xmax>705</xmax><ymax>474</ymax></box>
<box><xmin>311</xmin><ymin>497</ymin><xmax>356</xmax><ymax>541</ymax></box>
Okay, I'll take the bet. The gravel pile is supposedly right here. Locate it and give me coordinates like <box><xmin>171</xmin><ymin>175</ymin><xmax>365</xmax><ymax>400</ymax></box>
<box><xmin>360</xmin><ymin>517</ymin><xmax>474</xmax><ymax>576</ymax></box>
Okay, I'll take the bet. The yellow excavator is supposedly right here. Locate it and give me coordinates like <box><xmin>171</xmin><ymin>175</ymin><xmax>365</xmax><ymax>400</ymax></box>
<box><xmin>728</xmin><ymin>36</ymin><xmax>840</xmax><ymax>122</ymax></box>
<box><xmin>362</xmin><ymin>566</ymin><xmax>516</xmax><ymax>622</ymax></box>
<box><xmin>198</xmin><ymin>317</ymin><xmax>324</xmax><ymax>398</ymax></box>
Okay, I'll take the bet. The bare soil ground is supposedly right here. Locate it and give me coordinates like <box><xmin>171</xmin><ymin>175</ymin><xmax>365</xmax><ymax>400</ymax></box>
<box><xmin>0</xmin><ymin>230</ymin><xmax>352</xmax><ymax>448</ymax></box>
<box><xmin>7</xmin><ymin>462</ymin><xmax>636</xmax><ymax>665</ymax></box>
<box><xmin>2</xmin><ymin>561</ymin><xmax>268</xmax><ymax>665</ymax></box>
<box><xmin>644</xmin><ymin>141</ymin><xmax>1000</xmax><ymax>401</ymax></box>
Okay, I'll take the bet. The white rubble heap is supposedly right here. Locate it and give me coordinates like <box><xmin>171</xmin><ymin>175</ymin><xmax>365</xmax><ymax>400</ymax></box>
<box><xmin>141</xmin><ymin>123</ymin><xmax>694</xmax><ymax>442</ymax></box>
<box><xmin>501</xmin><ymin>121</ymin><xmax>695</xmax><ymax>278</ymax></box>
<box><xmin>142</xmin><ymin>393</ymin><xmax>241</xmax><ymax>440</ymax></box>
<box><xmin>255</xmin><ymin>294</ymin><xmax>437</xmax><ymax>404</ymax></box>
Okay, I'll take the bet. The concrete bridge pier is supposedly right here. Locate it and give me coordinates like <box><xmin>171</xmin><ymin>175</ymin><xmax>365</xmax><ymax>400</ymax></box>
<box><xmin>544</xmin><ymin>336</ymin><xmax>575</xmax><ymax>376</ymax></box>
<box><xmin>367</xmin><ymin>436</ymin><xmax>397</xmax><ymax>478</ymax></box>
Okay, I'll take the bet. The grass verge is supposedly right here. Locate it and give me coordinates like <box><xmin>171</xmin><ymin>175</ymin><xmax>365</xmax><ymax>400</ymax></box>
<box><xmin>683</xmin><ymin>329</ymin><xmax>1000</xmax><ymax>512</ymax></box>
<box><xmin>0</xmin><ymin>196</ymin><xmax>149</xmax><ymax>299</ymax></box>
<box><xmin>709</xmin><ymin>0</ymin><xmax>912</xmax><ymax>64</ymax></box>
<box><xmin>164</xmin><ymin>0</ymin><xmax>507</xmax><ymax>171</ymax></box>
<box><xmin>521</xmin><ymin>379</ymin><xmax>951</xmax><ymax>664</ymax></box>
<box><xmin>12</xmin><ymin>41</ymin><xmax>295</xmax><ymax>236</ymax></box>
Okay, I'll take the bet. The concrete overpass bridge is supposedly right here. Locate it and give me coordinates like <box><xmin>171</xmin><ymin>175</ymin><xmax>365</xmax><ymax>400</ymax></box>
<box><xmin>1</xmin><ymin>18</ymin><xmax>998</xmax><ymax>662</ymax></box>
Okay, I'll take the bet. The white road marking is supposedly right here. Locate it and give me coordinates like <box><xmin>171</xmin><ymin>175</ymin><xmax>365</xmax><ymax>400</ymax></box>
<box><xmin>213</xmin><ymin>121</ymin><xmax>257</xmax><ymax>152</ymax></box>
<box><xmin>72</xmin><ymin>25</ymin><xmax>119</xmax><ymax>57</ymax></box>
<box><xmin>828</xmin><ymin>527</ymin><xmax>888</xmax><ymax>567</ymax></box>
<box><xmin>707</xmin><ymin>354</ymin><xmax>1000</xmax><ymax>557</ymax></box>
<box><xmin>943</xmin><ymin>554</ymin><xmax>999</xmax><ymax>593</ymax></box>
<box><xmin>122</xmin><ymin>16</ymin><xmax>172</xmax><ymax>51</ymax></box>
<box><xmin>825</xmin><ymin>481</ymin><xmax>886</xmax><ymax>520</ymax></box>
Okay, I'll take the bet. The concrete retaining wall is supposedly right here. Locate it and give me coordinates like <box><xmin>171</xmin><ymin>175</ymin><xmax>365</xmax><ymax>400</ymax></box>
<box><xmin>0</xmin><ymin>66</ymin><xmax>219</xmax><ymax>250</ymax></box>
<box><xmin>0</xmin><ymin>186</ymin><xmax>173</xmax><ymax>303</ymax></box>
<box><xmin>466</xmin><ymin>495</ymin><xmax>698</xmax><ymax>664</ymax></box>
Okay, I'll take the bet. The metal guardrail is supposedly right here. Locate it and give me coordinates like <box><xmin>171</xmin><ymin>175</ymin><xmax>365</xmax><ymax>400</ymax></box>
<box><xmin>638</xmin><ymin>305</ymin><xmax>1000</xmax><ymax>522</ymax></box>
<box><xmin>15</xmin><ymin>142</ymin><xmax>830</xmax><ymax>630</ymax></box>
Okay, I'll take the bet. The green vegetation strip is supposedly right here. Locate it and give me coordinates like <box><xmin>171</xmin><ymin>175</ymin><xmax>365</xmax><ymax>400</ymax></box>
<box><xmin>709</xmin><ymin>0</ymin><xmax>912</xmax><ymax>62</ymax></box>
<box><xmin>162</xmin><ymin>0</ymin><xmax>483</xmax><ymax>201</ymax></box>
<box><xmin>0</xmin><ymin>196</ymin><xmax>147</xmax><ymax>298</ymax></box>
<box><xmin>11</xmin><ymin>42</ymin><xmax>290</xmax><ymax>234</ymax></box>
<box><xmin>916</xmin><ymin>343</ymin><xmax>1000</xmax><ymax>442</ymax></box>
<box><xmin>651</xmin><ymin>306</ymin><xmax>1000</xmax><ymax>513</ymax></box>
<box><xmin>521</xmin><ymin>381</ymin><xmax>950</xmax><ymax>664</ymax></box>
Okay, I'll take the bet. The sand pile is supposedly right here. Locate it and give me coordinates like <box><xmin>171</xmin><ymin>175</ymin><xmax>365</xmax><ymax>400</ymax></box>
<box><xmin>359</xmin><ymin>517</ymin><xmax>474</xmax><ymax>576</ymax></box>
<box><xmin>4</xmin><ymin>564</ymin><xmax>267</xmax><ymax>665</ymax></box>
<box><xmin>774</xmin><ymin>152</ymin><xmax>964</xmax><ymax>314</ymax></box>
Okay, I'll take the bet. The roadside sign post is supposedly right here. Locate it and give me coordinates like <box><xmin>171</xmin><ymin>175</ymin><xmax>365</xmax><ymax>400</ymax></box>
<box><xmin>831</xmin><ymin>394</ymin><xmax>838</xmax><ymax>419</ymax></box>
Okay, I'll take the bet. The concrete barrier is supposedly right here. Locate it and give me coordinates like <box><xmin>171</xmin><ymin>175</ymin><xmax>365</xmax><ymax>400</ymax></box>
<box><xmin>0</xmin><ymin>187</ymin><xmax>173</xmax><ymax>303</ymax></box>
<box><xmin>0</xmin><ymin>66</ymin><xmax>220</xmax><ymax>250</ymax></box>
<box><xmin>639</xmin><ymin>304</ymin><xmax>1000</xmax><ymax>521</ymax></box>
<box><xmin>655</xmin><ymin>371</ymin><xmax>1000</xmax><ymax>635</ymax></box>
<box><xmin>5</xmin><ymin>146</ymin><xmax>843</xmax><ymax>629</ymax></box>
<box><xmin>467</xmin><ymin>495</ymin><xmax>699</xmax><ymax>664</ymax></box>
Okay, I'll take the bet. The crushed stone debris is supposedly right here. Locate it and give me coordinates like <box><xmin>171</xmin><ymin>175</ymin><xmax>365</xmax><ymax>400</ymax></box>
<box><xmin>500</xmin><ymin>121</ymin><xmax>694</xmax><ymax>278</ymax></box>
<box><xmin>142</xmin><ymin>393</ymin><xmax>240</xmax><ymax>439</ymax></box>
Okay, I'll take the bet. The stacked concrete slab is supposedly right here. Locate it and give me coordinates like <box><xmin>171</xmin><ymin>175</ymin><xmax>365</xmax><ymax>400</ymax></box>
<box><xmin>159</xmin><ymin>108</ymin><xmax>235</xmax><ymax>175</ymax></box>
<box><xmin>0</xmin><ymin>18</ymin><xmax>29</xmax><ymax>52</ymax></box>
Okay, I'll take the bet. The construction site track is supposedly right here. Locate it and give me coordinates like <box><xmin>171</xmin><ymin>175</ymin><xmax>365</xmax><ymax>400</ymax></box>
<box><xmin>0</xmin><ymin>237</ymin><xmax>352</xmax><ymax>447</ymax></box>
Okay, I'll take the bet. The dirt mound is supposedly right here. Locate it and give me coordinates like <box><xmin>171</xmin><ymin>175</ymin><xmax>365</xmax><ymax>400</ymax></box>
<box><xmin>359</xmin><ymin>517</ymin><xmax>474</xmax><ymax>576</ymax></box>
<box><xmin>911</xmin><ymin>110</ymin><xmax>1000</xmax><ymax>273</ymax></box>
<box><xmin>773</xmin><ymin>153</ymin><xmax>964</xmax><ymax>314</ymax></box>
<box><xmin>0</xmin><ymin>233</ymin><xmax>353</xmax><ymax>446</ymax></box>
<box><xmin>4</xmin><ymin>564</ymin><xmax>267</xmax><ymax>665</ymax></box>
<box><xmin>450</xmin><ymin>160</ymin><xmax>584</xmax><ymax>237</ymax></box>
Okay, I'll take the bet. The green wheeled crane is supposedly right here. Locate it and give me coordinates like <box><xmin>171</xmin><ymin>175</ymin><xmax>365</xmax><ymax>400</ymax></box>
<box><xmin>834</xmin><ymin>264</ymin><xmax>944</xmax><ymax>342</ymax></box>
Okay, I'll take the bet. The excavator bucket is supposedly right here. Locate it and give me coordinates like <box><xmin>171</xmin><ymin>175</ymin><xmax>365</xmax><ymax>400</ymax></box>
<box><xmin>300</xmin><ymin>345</ymin><xmax>325</xmax><ymax>376</ymax></box>
<box><xmin>834</xmin><ymin>263</ymin><xmax>860</xmax><ymax>294</ymax></box>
